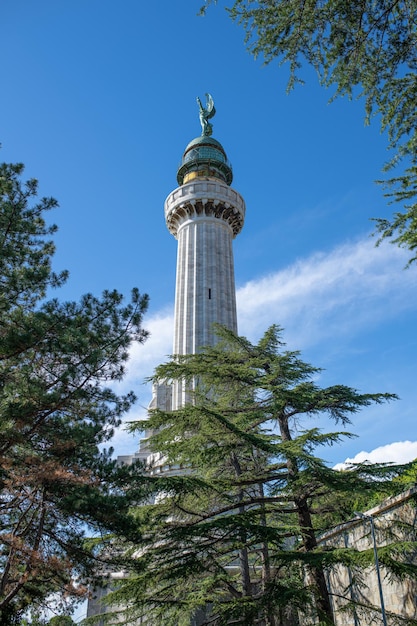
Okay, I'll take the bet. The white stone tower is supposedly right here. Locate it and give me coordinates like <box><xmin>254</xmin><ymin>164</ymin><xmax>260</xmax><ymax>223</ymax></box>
<box><xmin>164</xmin><ymin>94</ymin><xmax>245</xmax><ymax>409</ymax></box>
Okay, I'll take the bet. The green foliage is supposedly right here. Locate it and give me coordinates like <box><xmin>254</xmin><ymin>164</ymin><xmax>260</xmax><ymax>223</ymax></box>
<box><xmin>392</xmin><ymin>459</ymin><xmax>417</xmax><ymax>488</ymax></box>
<box><xmin>203</xmin><ymin>0</ymin><xmax>417</xmax><ymax>264</ymax></box>
<box><xmin>110</xmin><ymin>324</ymin><xmax>412</xmax><ymax>626</ymax></box>
<box><xmin>48</xmin><ymin>616</ymin><xmax>76</xmax><ymax>626</ymax></box>
<box><xmin>0</xmin><ymin>162</ymin><xmax>149</xmax><ymax>622</ymax></box>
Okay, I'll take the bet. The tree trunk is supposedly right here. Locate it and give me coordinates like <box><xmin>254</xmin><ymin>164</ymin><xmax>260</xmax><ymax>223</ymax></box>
<box><xmin>279</xmin><ymin>416</ymin><xmax>335</xmax><ymax>625</ymax></box>
<box><xmin>258</xmin><ymin>480</ymin><xmax>277</xmax><ymax>626</ymax></box>
<box><xmin>231</xmin><ymin>453</ymin><xmax>252</xmax><ymax>600</ymax></box>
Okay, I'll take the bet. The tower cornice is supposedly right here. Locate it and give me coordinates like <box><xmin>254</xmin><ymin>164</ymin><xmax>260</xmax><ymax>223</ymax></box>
<box><xmin>165</xmin><ymin>178</ymin><xmax>245</xmax><ymax>239</ymax></box>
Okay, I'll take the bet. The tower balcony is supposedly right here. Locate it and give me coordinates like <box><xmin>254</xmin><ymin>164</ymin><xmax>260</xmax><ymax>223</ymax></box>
<box><xmin>164</xmin><ymin>178</ymin><xmax>246</xmax><ymax>239</ymax></box>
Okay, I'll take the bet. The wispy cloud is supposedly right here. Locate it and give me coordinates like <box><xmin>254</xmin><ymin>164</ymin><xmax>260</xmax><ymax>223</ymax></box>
<box><xmin>237</xmin><ymin>236</ymin><xmax>417</xmax><ymax>346</ymax></box>
<box><xmin>120</xmin><ymin>307</ymin><xmax>174</xmax><ymax>393</ymax></box>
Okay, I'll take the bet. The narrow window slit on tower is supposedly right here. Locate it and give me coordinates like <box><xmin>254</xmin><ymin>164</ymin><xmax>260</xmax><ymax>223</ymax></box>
<box><xmin>208</xmin><ymin>288</ymin><xmax>212</xmax><ymax>300</ymax></box>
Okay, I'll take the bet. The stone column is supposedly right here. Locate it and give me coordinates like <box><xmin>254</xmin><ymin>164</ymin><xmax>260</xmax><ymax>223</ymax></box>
<box><xmin>164</xmin><ymin>178</ymin><xmax>245</xmax><ymax>409</ymax></box>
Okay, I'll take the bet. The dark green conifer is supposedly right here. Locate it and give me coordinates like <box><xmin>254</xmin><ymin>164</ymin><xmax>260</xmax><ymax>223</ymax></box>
<box><xmin>113</xmin><ymin>324</ymin><xmax>413</xmax><ymax>625</ymax></box>
<box><xmin>0</xmin><ymin>162</ymin><xmax>149</xmax><ymax>622</ymax></box>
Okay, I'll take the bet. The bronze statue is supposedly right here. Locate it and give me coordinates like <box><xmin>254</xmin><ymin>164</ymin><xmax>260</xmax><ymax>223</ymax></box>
<box><xmin>197</xmin><ymin>93</ymin><xmax>216</xmax><ymax>136</ymax></box>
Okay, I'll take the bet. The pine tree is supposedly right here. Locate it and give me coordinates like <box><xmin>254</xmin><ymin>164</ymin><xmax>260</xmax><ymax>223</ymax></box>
<box><xmin>0</xmin><ymin>162</ymin><xmax>149</xmax><ymax>622</ymax></box>
<box><xmin>112</xmin><ymin>325</ymin><xmax>413</xmax><ymax>626</ymax></box>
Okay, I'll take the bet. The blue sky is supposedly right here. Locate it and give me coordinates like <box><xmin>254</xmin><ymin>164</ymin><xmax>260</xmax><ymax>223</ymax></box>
<box><xmin>2</xmin><ymin>0</ymin><xmax>417</xmax><ymax>470</ymax></box>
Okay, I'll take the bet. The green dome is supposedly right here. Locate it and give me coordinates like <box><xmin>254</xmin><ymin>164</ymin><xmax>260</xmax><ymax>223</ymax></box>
<box><xmin>177</xmin><ymin>135</ymin><xmax>233</xmax><ymax>186</ymax></box>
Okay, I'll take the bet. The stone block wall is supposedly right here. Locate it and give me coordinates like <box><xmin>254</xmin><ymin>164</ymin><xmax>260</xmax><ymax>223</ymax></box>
<box><xmin>318</xmin><ymin>487</ymin><xmax>417</xmax><ymax>625</ymax></box>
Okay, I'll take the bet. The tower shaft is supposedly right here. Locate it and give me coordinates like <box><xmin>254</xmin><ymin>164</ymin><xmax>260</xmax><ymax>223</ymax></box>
<box><xmin>165</xmin><ymin>178</ymin><xmax>245</xmax><ymax>409</ymax></box>
<box><xmin>174</xmin><ymin>216</ymin><xmax>237</xmax><ymax>353</ymax></box>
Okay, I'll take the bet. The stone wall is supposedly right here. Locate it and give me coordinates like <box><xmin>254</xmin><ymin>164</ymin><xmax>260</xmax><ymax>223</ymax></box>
<box><xmin>318</xmin><ymin>487</ymin><xmax>417</xmax><ymax>625</ymax></box>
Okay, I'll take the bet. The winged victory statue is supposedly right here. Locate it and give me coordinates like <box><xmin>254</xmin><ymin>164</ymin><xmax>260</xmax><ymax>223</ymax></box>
<box><xmin>197</xmin><ymin>93</ymin><xmax>216</xmax><ymax>137</ymax></box>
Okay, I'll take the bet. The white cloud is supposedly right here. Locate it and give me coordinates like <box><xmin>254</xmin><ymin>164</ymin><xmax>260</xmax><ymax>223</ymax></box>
<box><xmin>107</xmin><ymin>308</ymin><xmax>174</xmax><ymax>456</ymax></box>
<box><xmin>114</xmin><ymin>306</ymin><xmax>174</xmax><ymax>395</ymax></box>
<box><xmin>334</xmin><ymin>440</ymin><xmax>417</xmax><ymax>470</ymax></box>
<box><xmin>237</xmin><ymin>236</ymin><xmax>417</xmax><ymax>347</ymax></box>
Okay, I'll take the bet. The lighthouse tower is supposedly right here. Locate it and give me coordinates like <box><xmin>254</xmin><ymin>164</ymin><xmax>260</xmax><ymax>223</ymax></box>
<box><xmin>165</xmin><ymin>94</ymin><xmax>246</xmax><ymax>409</ymax></box>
